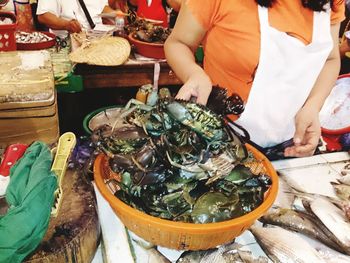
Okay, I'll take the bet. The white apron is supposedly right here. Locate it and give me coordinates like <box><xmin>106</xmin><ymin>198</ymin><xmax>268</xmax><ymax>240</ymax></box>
<box><xmin>235</xmin><ymin>5</ymin><xmax>333</xmax><ymax>148</ymax></box>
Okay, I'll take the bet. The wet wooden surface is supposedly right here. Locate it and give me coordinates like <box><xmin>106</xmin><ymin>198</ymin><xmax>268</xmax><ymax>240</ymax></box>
<box><xmin>25</xmin><ymin>169</ymin><xmax>100</xmax><ymax>263</ymax></box>
<box><xmin>74</xmin><ymin>62</ymin><xmax>182</xmax><ymax>89</ymax></box>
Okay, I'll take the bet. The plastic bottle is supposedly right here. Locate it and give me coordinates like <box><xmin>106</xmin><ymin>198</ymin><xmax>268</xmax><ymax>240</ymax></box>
<box><xmin>136</xmin><ymin>84</ymin><xmax>152</xmax><ymax>103</ymax></box>
<box><xmin>114</xmin><ymin>15</ymin><xmax>126</xmax><ymax>38</ymax></box>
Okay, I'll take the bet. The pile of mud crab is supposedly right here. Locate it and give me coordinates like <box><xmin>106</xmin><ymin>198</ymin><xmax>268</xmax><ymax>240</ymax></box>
<box><xmin>125</xmin><ymin>10</ymin><xmax>171</xmax><ymax>44</ymax></box>
<box><xmin>93</xmin><ymin>87</ymin><xmax>272</xmax><ymax>223</ymax></box>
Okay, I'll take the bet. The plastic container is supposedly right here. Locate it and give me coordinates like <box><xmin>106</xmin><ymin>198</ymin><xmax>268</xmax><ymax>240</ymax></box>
<box><xmin>83</xmin><ymin>106</ymin><xmax>123</xmax><ymax>135</ymax></box>
<box><xmin>55</xmin><ymin>71</ymin><xmax>83</xmax><ymax>93</ymax></box>
<box><xmin>320</xmin><ymin>73</ymin><xmax>350</xmax><ymax>151</ymax></box>
<box><xmin>94</xmin><ymin>144</ymin><xmax>279</xmax><ymax>250</ymax></box>
<box><xmin>195</xmin><ymin>45</ymin><xmax>204</xmax><ymax>63</ymax></box>
<box><xmin>16</xmin><ymin>31</ymin><xmax>56</xmax><ymax>50</ymax></box>
<box><xmin>128</xmin><ymin>32</ymin><xmax>165</xmax><ymax>59</ymax></box>
<box><xmin>0</xmin><ymin>11</ymin><xmax>17</xmax><ymax>51</ymax></box>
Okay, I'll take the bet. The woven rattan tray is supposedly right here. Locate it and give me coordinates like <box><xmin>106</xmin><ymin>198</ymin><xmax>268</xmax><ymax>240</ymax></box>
<box><xmin>69</xmin><ymin>36</ymin><xmax>131</xmax><ymax>66</ymax></box>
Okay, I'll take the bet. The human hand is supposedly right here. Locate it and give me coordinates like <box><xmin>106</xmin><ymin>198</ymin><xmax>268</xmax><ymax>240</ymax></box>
<box><xmin>175</xmin><ymin>71</ymin><xmax>212</xmax><ymax>105</ymax></box>
<box><xmin>284</xmin><ymin>106</ymin><xmax>321</xmax><ymax>158</ymax></box>
<box><xmin>66</xmin><ymin>19</ymin><xmax>82</xmax><ymax>33</ymax></box>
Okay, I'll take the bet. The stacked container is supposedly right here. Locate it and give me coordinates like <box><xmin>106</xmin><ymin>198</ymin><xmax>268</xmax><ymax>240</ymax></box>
<box><xmin>0</xmin><ymin>11</ymin><xmax>16</xmax><ymax>51</ymax></box>
<box><xmin>0</xmin><ymin>50</ymin><xmax>59</xmax><ymax>147</ymax></box>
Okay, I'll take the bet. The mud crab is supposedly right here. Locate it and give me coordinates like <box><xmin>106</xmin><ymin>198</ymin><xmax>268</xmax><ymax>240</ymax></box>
<box><xmin>92</xmin><ymin>89</ymin><xmax>271</xmax><ymax>223</ymax></box>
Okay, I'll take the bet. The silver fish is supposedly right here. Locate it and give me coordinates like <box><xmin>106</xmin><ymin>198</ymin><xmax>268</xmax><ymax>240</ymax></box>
<box><xmin>290</xmin><ymin>191</ymin><xmax>350</xmax><ymax>221</ymax></box>
<box><xmin>301</xmin><ymin>234</ymin><xmax>350</xmax><ymax>263</ymax></box>
<box><xmin>271</xmin><ymin>176</ymin><xmax>295</xmax><ymax>209</ymax></box>
<box><xmin>332</xmin><ymin>182</ymin><xmax>350</xmax><ymax>201</ymax></box>
<box><xmin>132</xmin><ymin>239</ymin><xmax>171</xmax><ymax>263</ymax></box>
<box><xmin>308</xmin><ymin>198</ymin><xmax>350</xmax><ymax>255</ymax></box>
<box><xmin>177</xmin><ymin>242</ymin><xmax>244</xmax><ymax>263</ymax></box>
<box><xmin>279</xmin><ymin>167</ymin><xmax>339</xmax><ymax>199</ymax></box>
<box><xmin>344</xmin><ymin>203</ymin><xmax>350</xmax><ymax>221</ymax></box>
<box><xmin>261</xmin><ymin>207</ymin><xmax>339</xmax><ymax>251</ymax></box>
<box><xmin>298</xmin><ymin>198</ymin><xmax>350</xmax><ymax>254</ymax></box>
<box><xmin>237</xmin><ymin>250</ymin><xmax>269</xmax><ymax>263</ymax></box>
<box><xmin>250</xmin><ymin>225</ymin><xmax>326</xmax><ymax>263</ymax></box>
<box><xmin>338</xmin><ymin>175</ymin><xmax>350</xmax><ymax>186</ymax></box>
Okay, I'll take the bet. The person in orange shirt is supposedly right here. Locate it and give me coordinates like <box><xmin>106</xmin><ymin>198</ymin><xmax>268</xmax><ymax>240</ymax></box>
<box><xmin>165</xmin><ymin>0</ymin><xmax>345</xmax><ymax>159</ymax></box>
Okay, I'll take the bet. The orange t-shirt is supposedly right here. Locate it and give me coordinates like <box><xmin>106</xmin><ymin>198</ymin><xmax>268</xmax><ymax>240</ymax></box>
<box><xmin>187</xmin><ymin>0</ymin><xmax>345</xmax><ymax>102</ymax></box>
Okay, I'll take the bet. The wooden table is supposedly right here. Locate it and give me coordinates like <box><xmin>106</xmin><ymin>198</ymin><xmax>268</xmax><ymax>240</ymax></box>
<box><xmin>74</xmin><ymin>61</ymin><xmax>182</xmax><ymax>89</ymax></box>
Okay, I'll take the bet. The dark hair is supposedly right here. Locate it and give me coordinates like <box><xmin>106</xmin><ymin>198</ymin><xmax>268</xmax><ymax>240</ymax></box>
<box><xmin>256</xmin><ymin>0</ymin><xmax>334</xmax><ymax>11</ymax></box>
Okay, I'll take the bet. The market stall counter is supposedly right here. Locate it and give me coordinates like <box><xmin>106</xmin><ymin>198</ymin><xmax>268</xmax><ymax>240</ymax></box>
<box><xmin>74</xmin><ymin>61</ymin><xmax>182</xmax><ymax>89</ymax></box>
<box><xmin>95</xmin><ymin>151</ymin><xmax>350</xmax><ymax>262</ymax></box>
<box><xmin>67</xmin><ymin>31</ymin><xmax>182</xmax><ymax>90</ymax></box>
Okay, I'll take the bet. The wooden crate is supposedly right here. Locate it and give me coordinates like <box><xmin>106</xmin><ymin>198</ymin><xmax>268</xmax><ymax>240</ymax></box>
<box><xmin>0</xmin><ymin>50</ymin><xmax>59</xmax><ymax>147</ymax></box>
<box><xmin>0</xmin><ymin>95</ymin><xmax>59</xmax><ymax>147</ymax></box>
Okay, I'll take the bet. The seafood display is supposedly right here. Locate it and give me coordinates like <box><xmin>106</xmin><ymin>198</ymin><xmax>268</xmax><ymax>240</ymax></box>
<box><xmin>258</xmin><ymin>158</ymin><xmax>350</xmax><ymax>260</ymax></box>
<box><xmin>0</xmin><ymin>18</ymin><xmax>12</xmax><ymax>25</ymax></box>
<box><xmin>300</xmin><ymin>235</ymin><xmax>350</xmax><ymax>263</ymax></box>
<box><xmin>93</xmin><ymin>89</ymin><xmax>272</xmax><ymax>223</ymax></box>
<box><xmin>131</xmin><ymin>26</ymin><xmax>171</xmax><ymax>44</ymax></box>
<box><xmin>126</xmin><ymin>12</ymin><xmax>171</xmax><ymax>44</ymax></box>
<box><xmin>177</xmin><ymin>242</ymin><xmax>268</xmax><ymax>263</ymax></box>
<box><xmin>16</xmin><ymin>31</ymin><xmax>54</xmax><ymax>44</ymax></box>
<box><xmin>128</xmin><ymin>225</ymin><xmax>270</xmax><ymax>263</ymax></box>
<box><xmin>251</xmin><ymin>225</ymin><xmax>329</xmax><ymax>263</ymax></box>
<box><xmin>91</xmin><ymin>81</ymin><xmax>350</xmax><ymax>261</ymax></box>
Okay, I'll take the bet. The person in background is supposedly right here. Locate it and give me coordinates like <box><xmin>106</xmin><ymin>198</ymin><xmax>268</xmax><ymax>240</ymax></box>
<box><xmin>109</xmin><ymin>0</ymin><xmax>128</xmax><ymax>13</ymax></box>
<box><xmin>0</xmin><ymin>0</ymin><xmax>14</xmax><ymax>12</ymax></box>
<box><xmin>128</xmin><ymin>0</ymin><xmax>181</xmax><ymax>28</ymax></box>
<box><xmin>36</xmin><ymin>0</ymin><xmax>120</xmax><ymax>37</ymax></box>
<box><xmin>165</xmin><ymin>0</ymin><xmax>344</xmax><ymax>159</ymax></box>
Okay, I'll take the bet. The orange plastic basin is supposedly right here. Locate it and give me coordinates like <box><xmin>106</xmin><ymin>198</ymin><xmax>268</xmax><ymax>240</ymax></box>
<box><xmin>94</xmin><ymin>144</ymin><xmax>278</xmax><ymax>250</ymax></box>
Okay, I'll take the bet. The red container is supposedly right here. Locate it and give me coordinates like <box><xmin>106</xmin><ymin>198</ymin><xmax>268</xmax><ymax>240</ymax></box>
<box><xmin>321</xmin><ymin>73</ymin><xmax>350</xmax><ymax>151</ymax></box>
<box><xmin>128</xmin><ymin>32</ymin><xmax>165</xmax><ymax>59</ymax></box>
<box><xmin>16</xmin><ymin>31</ymin><xmax>56</xmax><ymax>50</ymax></box>
<box><xmin>0</xmin><ymin>12</ymin><xmax>17</xmax><ymax>51</ymax></box>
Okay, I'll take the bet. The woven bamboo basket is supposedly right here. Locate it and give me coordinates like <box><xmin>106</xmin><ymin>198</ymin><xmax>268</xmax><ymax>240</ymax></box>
<box><xmin>69</xmin><ymin>36</ymin><xmax>131</xmax><ymax>66</ymax></box>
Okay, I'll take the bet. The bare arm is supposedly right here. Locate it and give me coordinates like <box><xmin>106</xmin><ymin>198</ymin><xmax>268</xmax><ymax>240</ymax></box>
<box><xmin>103</xmin><ymin>4</ymin><xmax>127</xmax><ymax>15</ymax></box>
<box><xmin>38</xmin><ymin>12</ymin><xmax>81</xmax><ymax>32</ymax></box>
<box><xmin>164</xmin><ymin>3</ymin><xmax>210</xmax><ymax>104</ymax></box>
<box><xmin>285</xmin><ymin>24</ymin><xmax>341</xmax><ymax>157</ymax></box>
<box><xmin>102</xmin><ymin>4</ymin><xmax>127</xmax><ymax>24</ymax></box>
<box><xmin>305</xmin><ymin>24</ymin><xmax>341</xmax><ymax>112</ymax></box>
